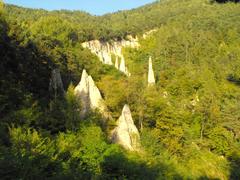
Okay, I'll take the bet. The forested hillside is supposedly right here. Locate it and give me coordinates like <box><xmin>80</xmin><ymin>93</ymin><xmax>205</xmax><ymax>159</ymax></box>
<box><xmin>0</xmin><ymin>0</ymin><xmax>240</xmax><ymax>179</ymax></box>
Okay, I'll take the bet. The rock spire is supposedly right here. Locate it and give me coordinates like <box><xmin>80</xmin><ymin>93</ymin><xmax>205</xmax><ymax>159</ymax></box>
<box><xmin>119</xmin><ymin>55</ymin><xmax>126</xmax><ymax>74</ymax></box>
<box><xmin>148</xmin><ymin>56</ymin><xmax>155</xmax><ymax>86</ymax></box>
<box><xmin>115</xmin><ymin>56</ymin><xmax>119</xmax><ymax>69</ymax></box>
<box><xmin>111</xmin><ymin>105</ymin><xmax>140</xmax><ymax>151</ymax></box>
<box><xmin>74</xmin><ymin>69</ymin><xmax>108</xmax><ymax>118</ymax></box>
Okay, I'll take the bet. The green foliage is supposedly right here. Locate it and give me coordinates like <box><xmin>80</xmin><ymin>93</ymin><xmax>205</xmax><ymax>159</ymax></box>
<box><xmin>141</xmin><ymin>129</ymin><xmax>230</xmax><ymax>179</ymax></box>
<box><xmin>30</xmin><ymin>16</ymin><xmax>78</xmax><ymax>46</ymax></box>
<box><xmin>101</xmin><ymin>146</ymin><xmax>159</xmax><ymax>180</ymax></box>
<box><xmin>228</xmin><ymin>151</ymin><xmax>240</xmax><ymax>179</ymax></box>
<box><xmin>55</xmin><ymin>125</ymin><xmax>109</xmax><ymax>177</ymax></box>
<box><xmin>0</xmin><ymin>1</ymin><xmax>3</xmax><ymax>14</ymax></box>
<box><xmin>65</xmin><ymin>84</ymin><xmax>81</xmax><ymax>131</ymax></box>
<box><xmin>2</xmin><ymin>126</ymin><xmax>59</xmax><ymax>179</ymax></box>
<box><xmin>206</xmin><ymin>126</ymin><xmax>234</xmax><ymax>155</ymax></box>
<box><xmin>1</xmin><ymin>125</ymin><xmax>161</xmax><ymax>179</ymax></box>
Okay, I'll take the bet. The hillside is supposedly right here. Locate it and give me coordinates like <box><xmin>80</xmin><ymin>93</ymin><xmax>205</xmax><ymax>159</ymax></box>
<box><xmin>0</xmin><ymin>0</ymin><xmax>240</xmax><ymax>179</ymax></box>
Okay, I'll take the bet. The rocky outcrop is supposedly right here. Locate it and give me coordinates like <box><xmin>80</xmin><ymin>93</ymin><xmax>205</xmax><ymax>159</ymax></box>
<box><xmin>148</xmin><ymin>56</ymin><xmax>156</xmax><ymax>86</ymax></box>
<box><xmin>74</xmin><ymin>69</ymin><xmax>108</xmax><ymax>118</ymax></box>
<box><xmin>190</xmin><ymin>95</ymin><xmax>200</xmax><ymax>107</ymax></box>
<box><xmin>74</xmin><ymin>69</ymin><xmax>90</xmax><ymax>117</ymax></box>
<box><xmin>143</xmin><ymin>29</ymin><xmax>158</xmax><ymax>39</ymax></box>
<box><xmin>163</xmin><ymin>91</ymin><xmax>168</xmax><ymax>98</ymax></box>
<box><xmin>88</xmin><ymin>75</ymin><xmax>106</xmax><ymax>113</ymax></box>
<box><xmin>190</xmin><ymin>94</ymin><xmax>200</xmax><ymax>113</ymax></box>
<box><xmin>119</xmin><ymin>55</ymin><xmax>130</xmax><ymax>76</ymax></box>
<box><xmin>82</xmin><ymin>36</ymin><xmax>139</xmax><ymax>76</ymax></box>
<box><xmin>49</xmin><ymin>68</ymin><xmax>64</xmax><ymax>98</ymax></box>
<box><xmin>115</xmin><ymin>56</ymin><xmax>119</xmax><ymax>69</ymax></box>
<box><xmin>111</xmin><ymin>105</ymin><xmax>140</xmax><ymax>151</ymax></box>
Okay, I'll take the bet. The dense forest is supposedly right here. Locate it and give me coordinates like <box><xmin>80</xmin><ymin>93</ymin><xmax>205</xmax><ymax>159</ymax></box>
<box><xmin>0</xmin><ymin>0</ymin><xmax>240</xmax><ymax>179</ymax></box>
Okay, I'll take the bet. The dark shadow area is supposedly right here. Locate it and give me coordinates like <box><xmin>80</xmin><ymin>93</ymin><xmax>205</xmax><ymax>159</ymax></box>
<box><xmin>0</xmin><ymin>133</ymin><xmax>183</xmax><ymax>180</ymax></box>
<box><xmin>0</xmin><ymin>18</ymin><xmax>52</xmax><ymax>117</ymax></box>
<box><xmin>0</xmin><ymin>148</ymin><xmax>62</xmax><ymax>179</ymax></box>
<box><xmin>100</xmin><ymin>149</ymin><xmax>182</xmax><ymax>180</ymax></box>
<box><xmin>226</xmin><ymin>75</ymin><xmax>240</xmax><ymax>86</ymax></box>
<box><xmin>229</xmin><ymin>152</ymin><xmax>240</xmax><ymax>180</ymax></box>
<box><xmin>215</xmin><ymin>0</ymin><xmax>240</xmax><ymax>3</ymax></box>
<box><xmin>0</xmin><ymin>15</ymin><xmax>70</xmax><ymax>142</ymax></box>
<box><xmin>0</xmin><ymin>146</ymin><xmax>97</xmax><ymax>179</ymax></box>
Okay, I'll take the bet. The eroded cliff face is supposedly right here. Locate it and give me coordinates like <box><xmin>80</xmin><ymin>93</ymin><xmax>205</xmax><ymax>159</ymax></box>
<box><xmin>82</xmin><ymin>36</ymin><xmax>139</xmax><ymax>76</ymax></box>
<box><xmin>81</xmin><ymin>30</ymin><xmax>158</xmax><ymax>77</ymax></box>
<box><xmin>74</xmin><ymin>69</ymin><xmax>109</xmax><ymax>119</ymax></box>
<box><xmin>111</xmin><ymin>104</ymin><xmax>140</xmax><ymax>151</ymax></box>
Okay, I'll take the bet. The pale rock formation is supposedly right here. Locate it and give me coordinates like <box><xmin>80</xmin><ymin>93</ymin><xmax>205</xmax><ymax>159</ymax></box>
<box><xmin>143</xmin><ymin>29</ymin><xmax>158</xmax><ymax>39</ymax></box>
<box><xmin>81</xmin><ymin>36</ymin><xmax>139</xmax><ymax>76</ymax></box>
<box><xmin>102</xmin><ymin>51</ymin><xmax>112</xmax><ymax>65</ymax></box>
<box><xmin>148</xmin><ymin>56</ymin><xmax>156</xmax><ymax>86</ymax></box>
<box><xmin>185</xmin><ymin>94</ymin><xmax>200</xmax><ymax>113</ymax></box>
<box><xmin>163</xmin><ymin>91</ymin><xmax>168</xmax><ymax>98</ymax></box>
<box><xmin>191</xmin><ymin>95</ymin><xmax>200</xmax><ymax>107</ymax></box>
<box><xmin>119</xmin><ymin>56</ymin><xmax>131</xmax><ymax>76</ymax></box>
<box><xmin>74</xmin><ymin>69</ymin><xmax>108</xmax><ymax>118</ymax></box>
<box><xmin>98</xmin><ymin>52</ymin><xmax>104</xmax><ymax>63</ymax></box>
<box><xmin>81</xmin><ymin>31</ymin><xmax>158</xmax><ymax>76</ymax></box>
<box><xmin>111</xmin><ymin>105</ymin><xmax>140</xmax><ymax>151</ymax></box>
<box><xmin>74</xmin><ymin>69</ymin><xmax>90</xmax><ymax>117</ymax></box>
<box><xmin>119</xmin><ymin>55</ymin><xmax>126</xmax><ymax>74</ymax></box>
<box><xmin>49</xmin><ymin>68</ymin><xmax>65</xmax><ymax>98</ymax></box>
<box><xmin>115</xmin><ymin>57</ymin><xmax>119</xmax><ymax>69</ymax></box>
<box><xmin>88</xmin><ymin>75</ymin><xmax>106</xmax><ymax>112</ymax></box>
